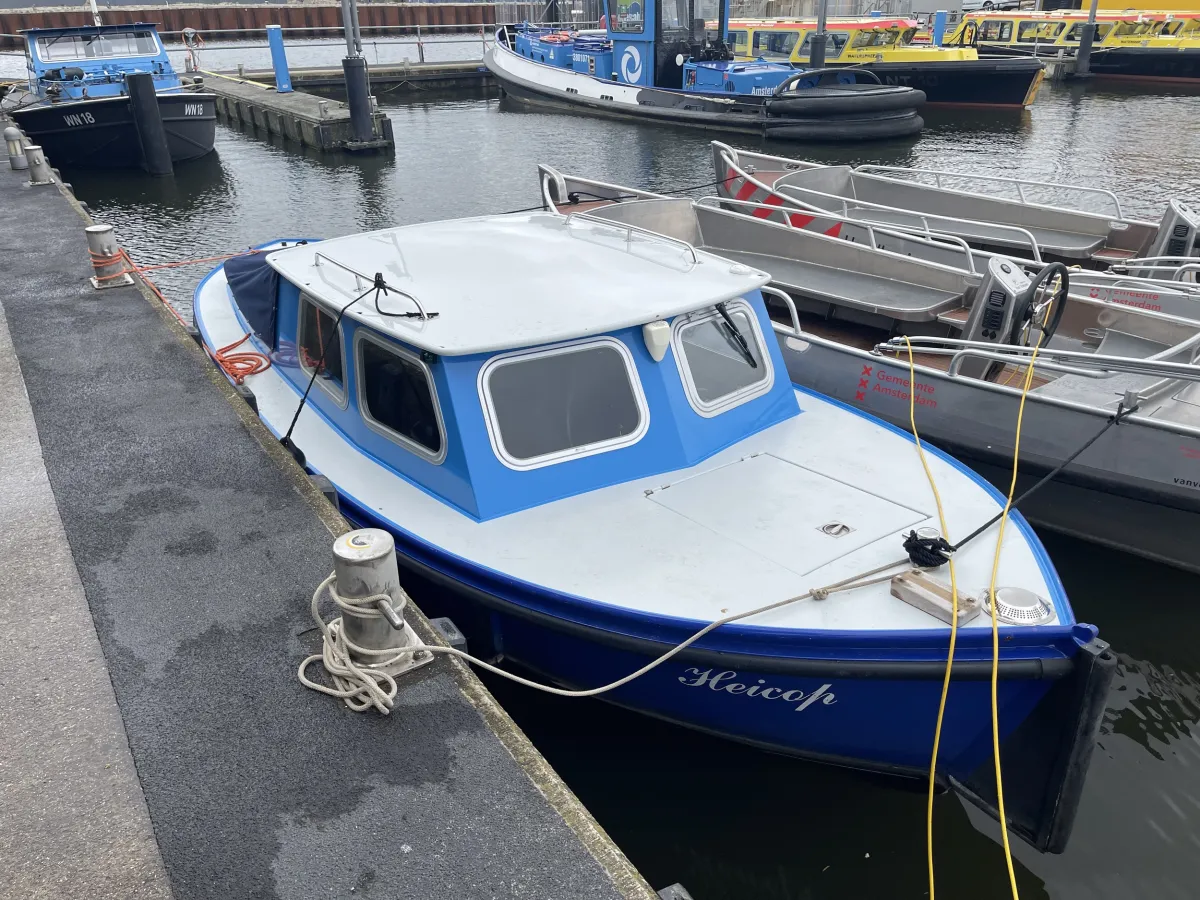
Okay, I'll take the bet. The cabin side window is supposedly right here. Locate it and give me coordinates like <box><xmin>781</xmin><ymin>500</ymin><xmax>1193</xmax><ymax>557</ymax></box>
<box><xmin>978</xmin><ymin>20</ymin><xmax>1014</xmax><ymax>42</ymax></box>
<box><xmin>357</xmin><ymin>334</ymin><xmax>445</xmax><ymax>462</ymax></box>
<box><xmin>1065</xmin><ymin>22</ymin><xmax>1114</xmax><ymax>41</ymax></box>
<box><xmin>752</xmin><ymin>30</ymin><xmax>799</xmax><ymax>60</ymax></box>
<box><xmin>297</xmin><ymin>294</ymin><xmax>347</xmax><ymax>406</ymax></box>
<box><xmin>799</xmin><ymin>31</ymin><xmax>847</xmax><ymax>58</ymax></box>
<box><xmin>728</xmin><ymin>30</ymin><xmax>749</xmax><ymax>53</ymax></box>
<box><xmin>609</xmin><ymin>0</ymin><xmax>645</xmax><ymax>34</ymax></box>
<box><xmin>479</xmin><ymin>338</ymin><xmax>648</xmax><ymax>470</ymax></box>
<box><xmin>1017</xmin><ymin>22</ymin><xmax>1064</xmax><ymax>43</ymax></box>
<box><xmin>35</xmin><ymin>30</ymin><xmax>158</xmax><ymax>62</ymax></box>
<box><xmin>672</xmin><ymin>300</ymin><xmax>773</xmax><ymax>417</ymax></box>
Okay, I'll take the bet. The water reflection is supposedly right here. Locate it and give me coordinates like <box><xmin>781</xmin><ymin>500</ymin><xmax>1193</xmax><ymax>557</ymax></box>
<box><xmin>56</xmin><ymin>77</ymin><xmax>1200</xmax><ymax>899</ymax></box>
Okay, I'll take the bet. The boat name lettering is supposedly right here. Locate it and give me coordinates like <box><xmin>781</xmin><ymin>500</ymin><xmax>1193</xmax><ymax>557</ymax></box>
<box><xmin>751</xmin><ymin>86</ymin><xmax>774</xmax><ymax>95</ymax></box>
<box><xmin>1089</xmin><ymin>285</ymin><xmax>1162</xmax><ymax>311</ymax></box>
<box><xmin>678</xmin><ymin>668</ymin><xmax>836</xmax><ymax>711</ymax></box>
<box><xmin>63</xmin><ymin>111</ymin><xmax>96</xmax><ymax>127</ymax></box>
<box><xmin>1175</xmin><ymin>477</ymin><xmax>1200</xmax><ymax>489</ymax></box>
<box><xmin>184</xmin><ymin>103</ymin><xmax>205</xmax><ymax>116</ymax></box>
<box><xmin>876</xmin><ymin>369</ymin><xmax>935</xmax><ymax>392</ymax></box>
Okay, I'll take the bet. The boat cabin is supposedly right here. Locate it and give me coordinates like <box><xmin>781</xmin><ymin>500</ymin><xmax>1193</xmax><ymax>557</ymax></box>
<box><xmin>724</xmin><ymin>17</ymin><xmax>979</xmax><ymax>65</ymax></box>
<box><xmin>20</xmin><ymin>23</ymin><xmax>179</xmax><ymax>101</ymax></box>
<box><xmin>947</xmin><ymin>10</ymin><xmax>1200</xmax><ymax>54</ymax></box>
<box><xmin>225</xmin><ymin>215</ymin><xmax>798</xmax><ymax>520</ymax></box>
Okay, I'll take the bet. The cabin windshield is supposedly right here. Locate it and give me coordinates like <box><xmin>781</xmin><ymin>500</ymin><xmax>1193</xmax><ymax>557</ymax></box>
<box><xmin>1017</xmin><ymin>22</ymin><xmax>1064</xmax><ymax>42</ymax></box>
<box><xmin>851</xmin><ymin>29</ymin><xmax>900</xmax><ymax>49</ymax></box>
<box><xmin>660</xmin><ymin>0</ymin><xmax>722</xmax><ymax>38</ymax></box>
<box><xmin>1065</xmin><ymin>21</ymin><xmax>1114</xmax><ymax>41</ymax></box>
<box><xmin>673</xmin><ymin>302</ymin><xmax>772</xmax><ymax>415</ymax></box>
<box><xmin>34</xmin><ymin>30</ymin><xmax>159</xmax><ymax>63</ymax></box>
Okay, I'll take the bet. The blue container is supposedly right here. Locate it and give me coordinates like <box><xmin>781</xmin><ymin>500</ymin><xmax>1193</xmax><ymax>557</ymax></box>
<box><xmin>572</xmin><ymin>39</ymin><xmax>614</xmax><ymax>79</ymax></box>
<box><xmin>533</xmin><ymin>36</ymin><xmax>576</xmax><ymax>68</ymax></box>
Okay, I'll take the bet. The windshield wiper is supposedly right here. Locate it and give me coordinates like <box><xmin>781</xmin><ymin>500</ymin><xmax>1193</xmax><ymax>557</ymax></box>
<box><xmin>715</xmin><ymin>301</ymin><xmax>758</xmax><ymax>369</ymax></box>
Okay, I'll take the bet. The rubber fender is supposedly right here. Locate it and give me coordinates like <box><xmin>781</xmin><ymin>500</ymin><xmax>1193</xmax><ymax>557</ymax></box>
<box><xmin>763</xmin><ymin>110</ymin><xmax>924</xmax><ymax>142</ymax></box>
<box><xmin>767</xmin><ymin>88</ymin><xmax>925</xmax><ymax>117</ymax></box>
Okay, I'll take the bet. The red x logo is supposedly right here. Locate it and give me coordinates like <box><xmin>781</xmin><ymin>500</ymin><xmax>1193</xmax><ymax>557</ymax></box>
<box><xmin>854</xmin><ymin>390</ymin><xmax>866</xmax><ymax>402</ymax></box>
<box><xmin>861</xmin><ymin>365</ymin><xmax>873</xmax><ymax>377</ymax></box>
<box><xmin>858</xmin><ymin>377</ymin><xmax>869</xmax><ymax>389</ymax></box>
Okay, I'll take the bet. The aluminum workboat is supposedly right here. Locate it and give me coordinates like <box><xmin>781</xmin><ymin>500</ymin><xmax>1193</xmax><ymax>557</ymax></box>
<box><xmin>714</xmin><ymin>143</ymin><xmax>1199</xmax><ymax>270</ymax></box>
<box><xmin>195</xmin><ymin>217</ymin><xmax>1110</xmax><ymax>854</ymax></box>
<box><xmin>538</xmin><ymin>165</ymin><xmax>1200</xmax><ymax>573</ymax></box>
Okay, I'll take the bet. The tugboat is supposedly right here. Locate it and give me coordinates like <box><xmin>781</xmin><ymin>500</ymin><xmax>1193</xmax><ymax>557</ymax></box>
<box><xmin>486</xmin><ymin>0</ymin><xmax>925</xmax><ymax>141</ymax></box>
<box><xmin>1</xmin><ymin>16</ymin><xmax>216</xmax><ymax>169</ymax></box>
<box><xmin>726</xmin><ymin>17</ymin><xmax>1045</xmax><ymax>108</ymax></box>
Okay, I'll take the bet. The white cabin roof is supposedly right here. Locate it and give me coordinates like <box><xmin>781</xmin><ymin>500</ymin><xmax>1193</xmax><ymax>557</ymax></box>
<box><xmin>265</xmin><ymin>213</ymin><xmax>771</xmax><ymax>356</ymax></box>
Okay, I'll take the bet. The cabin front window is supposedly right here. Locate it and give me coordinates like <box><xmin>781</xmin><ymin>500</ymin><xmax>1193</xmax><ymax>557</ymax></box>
<box><xmin>799</xmin><ymin>32</ymin><xmax>847</xmax><ymax>59</ymax></box>
<box><xmin>752</xmin><ymin>31</ymin><xmax>799</xmax><ymax>60</ymax></box>
<box><xmin>978</xmin><ymin>20</ymin><xmax>1014</xmax><ymax>42</ymax></box>
<box><xmin>1065</xmin><ymin>22</ymin><xmax>1114</xmax><ymax>41</ymax></box>
<box><xmin>673</xmin><ymin>300</ymin><xmax>773</xmax><ymax>417</ymax></box>
<box><xmin>35</xmin><ymin>30</ymin><xmax>158</xmax><ymax>63</ymax></box>
<box><xmin>479</xmin><ymin>338</ymin><xmax>648</xmax><ymax>470</ymax></box>
<box><xmin>297</xmin><ymin>294</ymin><xmax>346</xmax><ymax>406</ymax></box>
<box><xmin>357</xmin><ymin>334</ymin><xmax>445</xmax><ymax>462</ymax></box>
<box><xmin>728</xmin><ymin>30</ymin><xmax>749</xmax><ymax>53</ymax></box>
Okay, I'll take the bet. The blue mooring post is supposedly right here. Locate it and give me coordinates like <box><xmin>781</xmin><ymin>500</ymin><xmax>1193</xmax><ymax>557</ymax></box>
<box><xmin>932</xmin><ymin>10</ymin><xmax>948</xmax><ymax>47</ymax></box>
<box><xmin>266</xmin><ymin>25</ymin><xmax>293</xmax><ymax>93</ymax></box>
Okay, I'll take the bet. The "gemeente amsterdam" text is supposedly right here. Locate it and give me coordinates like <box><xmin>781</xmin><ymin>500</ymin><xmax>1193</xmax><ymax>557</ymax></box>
<box><xmin>678</xmin><ymin>668</ymin><xmax>837</xmax><ymax>711</ymax></box>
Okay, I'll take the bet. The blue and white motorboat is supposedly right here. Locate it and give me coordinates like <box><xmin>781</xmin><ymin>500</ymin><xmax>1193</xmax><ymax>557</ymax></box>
<box><xmin>485</xmin><ymin>0</ymin><xmax>924</xmax><ymax>141</ymax></box>
<box><xmin>193</xmin><ymin>214</ymin><xmax>1113</xmax><ymax>853</ymax></box>
<box><xmin>1</xmin><ymin>21</ymin><xmax>215</xmax><ymax>168</ymax></box>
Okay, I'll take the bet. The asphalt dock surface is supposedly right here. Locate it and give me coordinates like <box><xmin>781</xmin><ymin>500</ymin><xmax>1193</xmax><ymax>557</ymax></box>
<box><xmin>0</xmin><ymin>145</ymin><xmax>655</xmax><ymax>900</ymax></box>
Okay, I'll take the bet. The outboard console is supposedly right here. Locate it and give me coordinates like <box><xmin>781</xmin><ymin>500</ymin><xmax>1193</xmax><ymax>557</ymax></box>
<box><xmin>960</xmin><ymin>256</ymin><xmax>1032</xmax><ymax>380</ymax></box>
<box><xmin>1134</xmin><ymin>199</ymin><xmax>1200</xmax><ymax>277</ymax></box>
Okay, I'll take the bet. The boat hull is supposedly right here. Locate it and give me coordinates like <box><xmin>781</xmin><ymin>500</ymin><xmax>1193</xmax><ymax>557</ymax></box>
<box><xmin>772</xmin><ymin>328</ymin><xmax>1200</xmax><ymax>574</ymax></box>
<box><xmin>335</xmin><ymin>489</ymin><xmax>1111</xmax><ymax>854</ymax></box>
<box><xmin>9</xmin><ymin>91</ymin><xmax>216</xmax><ymax>168</ymax></box>
<box><xmin>486</xmin><ymin>44</ymin><xmax>924</xmax><ymax>142</ymax></box>
<box><xmin>829</xmin><ymin>58</ymin><xmax>1045</xmax><ymax>107</ymax></box>
<box><xmin>979</xmin><ymin>46</ymin><xmax>1200</xmax><ymax>83</ymax></box>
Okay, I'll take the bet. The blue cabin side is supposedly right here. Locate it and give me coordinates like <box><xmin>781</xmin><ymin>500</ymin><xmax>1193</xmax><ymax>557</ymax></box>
<box><xmin>244</xmin><ymin>271</ymin><xmax>799</xmax><ymax>522</ymax></box>
<box><xmin>23</xmin><ymin>24</ymin><xmax>179</xmax><ymax>101</ymax></box>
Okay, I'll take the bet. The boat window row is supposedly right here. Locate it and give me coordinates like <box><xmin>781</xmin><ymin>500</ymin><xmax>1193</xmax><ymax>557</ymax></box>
<box><xmin>297</xmin><ymin>294</ymin><xmax>772</xmax><ymax>471</ymax></box>
<box><xmin>34</xmin><ymin>30</ymin><xmax>159</xmax><ymax>63</ymax></box>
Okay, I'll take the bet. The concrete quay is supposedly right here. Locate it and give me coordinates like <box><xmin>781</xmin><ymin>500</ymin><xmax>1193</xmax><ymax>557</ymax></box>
<box><xmin>0</xmin><ymin>128</ymin><xmax>660</xmax><ymax>900</ymax></box>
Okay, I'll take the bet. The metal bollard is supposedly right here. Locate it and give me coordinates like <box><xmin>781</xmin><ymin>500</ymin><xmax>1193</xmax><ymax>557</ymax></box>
<box><xmin>24</xmin><ymin>145</ymin><xmax>54</xmax><ymax>185</ymax></box>
<box><xmin>318</xmin><ymin>99</ymin><xmax>330</xmax><ymax>120</ymax></box>
<box><xmin>84</xmin><ymin>224</ymin><xmax>134</xmax><ymax>289</ymax></box>
<box><xmin>332</xmin><ymin>529</ymin><xmax>415</xmax><ymax>667</ymax></box>
<box><xmin>4</xmin><ymin>126</ymin><xmax>27</xmax><ymax>171</ymax></box>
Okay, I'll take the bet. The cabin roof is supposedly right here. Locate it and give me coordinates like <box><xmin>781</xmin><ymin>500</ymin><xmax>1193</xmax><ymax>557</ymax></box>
<box><xmin>20</xmin><ymin>23</ymin><xmax>162</xmax><ymax>36</ymax></box>
<box><xmin>265</xmin><ymin>213</ymin><xmax>772</xmax><ymax>356</ymax></box>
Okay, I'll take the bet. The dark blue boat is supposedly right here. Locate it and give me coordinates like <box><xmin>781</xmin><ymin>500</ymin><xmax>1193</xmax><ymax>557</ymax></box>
<box><xmin>2</xmin><ymin>23</ymin><xmax>215</xmax><ymax>168</ymax></box>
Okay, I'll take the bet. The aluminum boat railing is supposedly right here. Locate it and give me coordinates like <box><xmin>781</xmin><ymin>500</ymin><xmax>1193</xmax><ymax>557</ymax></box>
<box><xmin>853</xmin><ymin>164</ymin><xmax>1129</xmax><ymax>221</ymax></box>
<box><xmin>714</xmin><ymin>143</ymin><xmax>1047</xmax><ymax>263</ymax></box>
<box><xmin>1109</xmin><ymin>257</ymin><xmax>1200</xmax><ymax>281</ymax></box>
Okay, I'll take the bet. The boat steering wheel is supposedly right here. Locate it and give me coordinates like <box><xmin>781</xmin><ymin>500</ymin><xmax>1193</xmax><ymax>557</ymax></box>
<box><xmin>1011</xmin><ymin>262</ymin><xmax>1069</xmax><ymax>348</ymax></box>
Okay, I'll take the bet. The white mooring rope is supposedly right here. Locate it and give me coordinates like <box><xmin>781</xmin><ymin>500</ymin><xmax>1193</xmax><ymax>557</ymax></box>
<box><xmin>299</xmin><ymin>558</ymin><xmax>909</xmax><ymax>715</ymax></box>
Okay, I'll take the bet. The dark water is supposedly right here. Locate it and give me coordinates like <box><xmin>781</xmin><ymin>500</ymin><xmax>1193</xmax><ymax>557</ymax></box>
<box><xmin>60</xmin><ymin>78</ymin><xmax>1200</xmax><ymax>899</ymax></box>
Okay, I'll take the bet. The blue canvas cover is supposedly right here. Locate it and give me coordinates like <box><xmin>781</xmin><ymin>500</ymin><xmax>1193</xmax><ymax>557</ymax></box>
<box><xmin>224</xmin><ymin>253</ymin><xmax>279</xmax><ymax>349</ymax></box>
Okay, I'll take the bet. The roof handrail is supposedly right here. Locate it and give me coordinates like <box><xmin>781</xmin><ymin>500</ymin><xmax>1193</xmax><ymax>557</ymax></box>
<box><xmin>565</xmin><ymin>211</ymin><xmax>699</xmax><ymax>267</ymax></box>
<box><xmin>312</xmin><ymin>250</ymin><xmax>432</xmax><ymax>321</ymax></box>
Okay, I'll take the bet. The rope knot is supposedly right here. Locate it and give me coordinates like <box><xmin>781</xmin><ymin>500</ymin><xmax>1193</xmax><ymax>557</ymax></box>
<box><xmin>903</xmin><ymin>530</ymin><xmax>954</xmax><ymax>568</ymax></box>
<box><xmin>811</xmin><ymin>587</ymin><xmax>830</xmax><ymax>601</ymax></box>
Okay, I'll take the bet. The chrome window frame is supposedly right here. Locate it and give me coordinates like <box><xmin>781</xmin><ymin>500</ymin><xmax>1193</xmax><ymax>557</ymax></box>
<box><xmin>355</xmin><ymin>330</ymin><xmax>447</xmax><ymax>465</ymax></box>
<box><xmin>297</xmin><ymin>292</ymin><xmax>349</xmax><ymax>410</ymax></box>
<box><xmin>671</xmin><ymin>298</ymin><xmax>774</xmax><ymax>418</ymax></box>
<box><xmin>34</xmin><ymin>30</ymin><xmax>162</xmax><ymax>64</ymax></box>
<box><xmin>478</xmin><ymin>336</ymin><xmax>650</xmax><ymax>472</ymax></box>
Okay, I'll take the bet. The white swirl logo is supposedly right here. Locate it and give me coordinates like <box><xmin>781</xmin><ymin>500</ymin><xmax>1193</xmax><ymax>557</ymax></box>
<box><xmin>620</xmin><ymin>45</ymin><xmax>642</xmax><ymax>84</ymax></box>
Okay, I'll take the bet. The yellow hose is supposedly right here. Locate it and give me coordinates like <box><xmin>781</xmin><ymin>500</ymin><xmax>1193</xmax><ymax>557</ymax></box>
<box><xmin>902</xmin><ymin>338</ymin><xmax>960</xmax><ymax>900</ymax></box>
<box><xmin>907</xmin><ymin>279</ymin><xmax>1056</xmax><ymax>900</ymax></box>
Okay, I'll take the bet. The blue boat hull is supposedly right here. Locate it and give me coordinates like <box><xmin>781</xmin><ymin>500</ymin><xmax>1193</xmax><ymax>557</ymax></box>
<box><xmin>334</xmin><ymin>494</ymin><xmax>1113</xmax><ymax>853</ymax></box>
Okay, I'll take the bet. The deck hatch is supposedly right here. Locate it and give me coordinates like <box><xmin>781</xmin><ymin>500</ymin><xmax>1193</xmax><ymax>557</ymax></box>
<box><xmin>646</xmin><ymin>453</ymin><xmax>927</xmax><ymax>576</ymax></box>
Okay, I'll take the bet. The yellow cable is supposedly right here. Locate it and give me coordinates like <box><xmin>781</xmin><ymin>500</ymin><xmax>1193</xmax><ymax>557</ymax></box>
<box><xmin>901</xmin><ymin>337</ymin><xmax>959</xmax><ymax>900</ymax></box>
